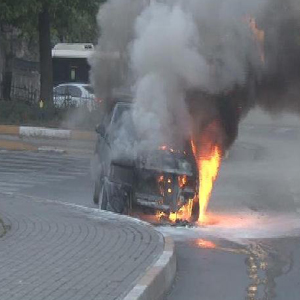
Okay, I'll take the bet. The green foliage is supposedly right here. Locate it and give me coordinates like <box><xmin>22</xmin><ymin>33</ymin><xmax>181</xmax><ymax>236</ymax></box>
<box><xmin>0</xmin><ymin>0</ymin><xmax>40</xmax><ymax>32</ymax></box>
<box><xmin>0</xmin><ymin>0</ymin><xmax>104</xmax><ymax>42</ymax></box>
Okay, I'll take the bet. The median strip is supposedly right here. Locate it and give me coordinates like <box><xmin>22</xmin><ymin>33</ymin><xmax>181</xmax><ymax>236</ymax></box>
<box><xmin>0</xmin><ymin>125</ymin><xmax>97</xmax><ymax>141</ymax></box>
<box><xmin>0</xmin><ymin>139</ymin><xmax>38</xmax><ymax>151</ymax></box>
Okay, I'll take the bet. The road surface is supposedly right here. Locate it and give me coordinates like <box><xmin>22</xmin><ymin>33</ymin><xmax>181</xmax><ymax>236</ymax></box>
<box><xmin>0</xmin><ymin>150</ymin><xmax>94</xmax><ymax>207</ymax></box>
<box><xmin>0</xmin><ymin>150</ymin><xmax>164</xmax><ymax>300</ymax></box>
<box><xmin>161</xmin><ymin>109</ymin><xmax>300</xmax><ymax>300</ymax></box>
<box><xmin>0</xmin><ymin>109</ymin><xmax>299</xmax><ymax>300</ymax></box>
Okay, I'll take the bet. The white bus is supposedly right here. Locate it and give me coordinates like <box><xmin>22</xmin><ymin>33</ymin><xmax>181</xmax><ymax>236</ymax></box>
<box><xmin>52</xmin><ymin>43</ymin><xmax>94</xmax><ymax>86</ymax></box>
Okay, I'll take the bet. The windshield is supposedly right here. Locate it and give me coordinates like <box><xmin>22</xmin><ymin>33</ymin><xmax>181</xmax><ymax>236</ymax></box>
<box><xmin>111</xmin><ymin>103</ymin><xmax>131</xmax><ymax>122</ymax></box>
<box><xmin>109</xmin><ymin>103</ymin><xmax>137</xmax><ymax>157</ymax></box>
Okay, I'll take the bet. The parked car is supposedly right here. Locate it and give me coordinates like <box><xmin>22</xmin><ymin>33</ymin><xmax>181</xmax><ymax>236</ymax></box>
<box><xmin>53</xmin><ymin>83</ymin><xmax>96</xmax><ymax>111</ymax></box>
<box><xmin>93</xmin><ymin>96</ymin><xmax>198</xmax><ymax>219</ymax></box>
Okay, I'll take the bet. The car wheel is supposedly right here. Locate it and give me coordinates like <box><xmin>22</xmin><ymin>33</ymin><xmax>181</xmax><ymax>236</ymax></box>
<box><xmin>106</xmin><ymin>183</ymin><xmax>129</xmax><ymax>214</ymax></box>
<box><xmin>93</xmin><ymin>175</ymin><xmax>102</xmax><ymax>205</ymax></box>
<box><xmin>99</xmin><ymin>179</ymin><xmax>109</xmax><ymax>210</ymax></box>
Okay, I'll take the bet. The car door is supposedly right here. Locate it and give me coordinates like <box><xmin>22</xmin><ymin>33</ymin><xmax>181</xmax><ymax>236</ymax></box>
<box><xmin>94</xmin><ymin>111</ymin><xmax>114</xmax><ymax>185</ymax></box>
<box><xmin>81</xmin><ymin>86</ymin><xmax>95</xmax><ymax>111</ymax></box>
<box><xmin>96</xmin><ymin>102</ymin><xmax>133</xmax><ymax>172</ymax></box>
<box><xmin>53</xmin><ymin>86</ymin><xmax>67</xmax><ymax>107</ymax></box>
<box><xmin>66</xmin><ymin>86</ymin><xmax>82</xmax><ymax>107</ymax></box>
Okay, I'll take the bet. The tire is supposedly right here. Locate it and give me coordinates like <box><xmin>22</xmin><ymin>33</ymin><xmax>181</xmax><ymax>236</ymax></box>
<box><xmin>106</xmin><ymin>183</ymin><xmax>129</xmax><ymax>214</ymax></box>
<box><xmin>93</xmin><ymin>175</ymin><xmax>102</xmax><ymax>205</ymax></box>
<box><xmin>98</xmin><ymin>179</ymin><xmax>109</xmax><ymax>210</ymax></box>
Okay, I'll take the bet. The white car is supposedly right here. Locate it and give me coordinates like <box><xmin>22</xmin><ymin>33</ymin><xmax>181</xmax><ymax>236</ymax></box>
<box><xmin>53</xmin><ymin>83</ymin><xmax>96</xmax><ymax>111</ymax></box>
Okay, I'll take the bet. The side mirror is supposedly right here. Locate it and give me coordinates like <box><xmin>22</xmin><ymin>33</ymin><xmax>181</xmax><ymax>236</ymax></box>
<box><xmin>95</xmin><ymin>124</ymin><xmax>106</xmax><ymax>137</ymax></box>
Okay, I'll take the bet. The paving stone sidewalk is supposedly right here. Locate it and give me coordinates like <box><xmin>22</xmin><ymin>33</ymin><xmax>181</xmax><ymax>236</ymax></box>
<box><xmin>0</xmin><ymin>194</ymin><xmax>164</xmax><ymax>300</ymax></box>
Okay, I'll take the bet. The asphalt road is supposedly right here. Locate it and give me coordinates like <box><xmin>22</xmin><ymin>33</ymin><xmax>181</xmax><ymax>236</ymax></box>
<box><xmin>0</xmin><ymin>150</ymin><xmax>94</xmax><ymax>207</ymax></box>
<box><xmin>161</xmin><ymin>109</ymin><xmax>300</xmax><ymax>300</ymax></box>
<box><xmin>0</xmin><ymin>109</ymin><xmax>299</xmax><ymax>300</ymax></box>
<box><xmin>0</xmin><ymin>150</ymin><xmax>164</xmax><ymax>300</ymax></box>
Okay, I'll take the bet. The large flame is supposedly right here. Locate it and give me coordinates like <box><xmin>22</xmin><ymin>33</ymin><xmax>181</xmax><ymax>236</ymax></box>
<box><xmin>199</xmin><ymin>146</ymin><xmax>221</xmax><ymax>223</ymax></box>
<box><xmin>192</xmin><ymin>139</ymin><xmax>221</xmax><ymax>224</ymax></box>
<box><xmin>156</xmin><ymin>131</ymin><xmax>221</xmax><ymax>224</ymax></box>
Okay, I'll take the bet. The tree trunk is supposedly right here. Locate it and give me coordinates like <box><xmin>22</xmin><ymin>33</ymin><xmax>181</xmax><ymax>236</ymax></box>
<box><xmin>2</xmin><ymin>53</ymin><xmax>13</xmax><ymax>100</ymax></box>
<box><xmin>38</xmin><ymin>5</ymin><xmax>53</xmax><ymax>105</ymax></box>
<box><xmin>1</xmin><ymin>30</ymin><xmax>13</xmax><ymax>100</ymax></box>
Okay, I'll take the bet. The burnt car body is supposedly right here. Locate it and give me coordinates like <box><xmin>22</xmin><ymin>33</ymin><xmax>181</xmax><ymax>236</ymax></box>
<box><xmin>93</xmin><ymin>98</ymin><xmax>198</xmax><ymax>216</ymax></box>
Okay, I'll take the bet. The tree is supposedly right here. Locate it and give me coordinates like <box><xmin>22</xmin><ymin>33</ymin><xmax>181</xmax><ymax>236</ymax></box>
<box><xmin>0</xmin><ymin>0</ymin><xmax>103</xmax><ymax>104</ymax></box>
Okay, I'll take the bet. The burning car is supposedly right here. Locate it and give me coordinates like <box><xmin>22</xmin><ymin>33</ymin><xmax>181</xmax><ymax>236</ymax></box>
<box><xmin>92</xmin><ymin>96</ymin><xmax>199</xmax><ymax>221</ymax></box>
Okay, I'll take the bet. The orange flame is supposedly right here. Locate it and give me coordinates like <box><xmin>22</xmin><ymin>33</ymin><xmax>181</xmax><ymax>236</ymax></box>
<box><xmin>178</xmin><ymin>175</ymin><xmax>187</xmax><ymax>188</ymax></box>
<box><xmin>192</xmin><ymin>140</ymin><xmax>221</xmax><ymax>224</ymax></box>
<box><xmin>169</xmin><ymin>198</ymin><xmax>194</xmax><ymax>222</ymax></box>
<box><xmin>156</xmin><ymin>132</ymin><xmax>221</xmax><ymax>224</ymax></box>
<box><xmin>245</xmin><ymin>16</ymin><xmax>265</xmax><ymax>64</ymax></box>
<box><xmin>199</xmin><ymin>146</ymin><xmax>221</xmax><ymax>223</ymax></box>
<box><xmin>156</xmin><ymin>173</ymin><xmax>194</xmax><ymax>223</ymax></box>
<box><xmin>156</xmin><ymin>198</ymin><xmax>194</xmax><ymax>223</ymax></box>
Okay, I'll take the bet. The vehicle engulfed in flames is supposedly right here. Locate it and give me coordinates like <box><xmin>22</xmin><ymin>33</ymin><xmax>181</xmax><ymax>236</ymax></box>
<box><xmin>134</xmin><ymin>147</ymin><xmax>198</xmax><ymax>216</ymax></box>
<box><xmin>93</xmin><ymin>98</ymin><xmax>199</xmax><ymax>222</ymax></box>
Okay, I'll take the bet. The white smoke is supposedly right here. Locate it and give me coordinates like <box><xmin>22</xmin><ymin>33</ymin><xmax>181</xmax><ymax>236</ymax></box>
<box><xmin>130</xmin><ymin>0</ymin><xmax>268</xmax><ymax>150</ymax></box>
<box><xmin>88</xmin><ymin>0</ymin><xmax>146</xmax><ymax>100</ymax></box>
<box><xmin>90</xmin><ymin>0</ymin><xmax>273</xmax><ymax>154</ymax></box>
<box><xmin>131</xmin><ymin>3</ymin><xmax>211</xmax><ymax>149</ymax></box>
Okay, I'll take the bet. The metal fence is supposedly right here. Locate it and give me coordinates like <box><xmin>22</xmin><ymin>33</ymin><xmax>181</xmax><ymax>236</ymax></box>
<box><xmin>0</xmin><ymin>57</ymin><xmax>40</xmax><ymax>103</ymax></box>
<box><xmin>10</xmin><ymin>84</ymin><xmax>38</xmax><ymax>103</ymax></box>
<box><xmin>0</xmin><ymin>82</ymin><xmax>39</xmax><ymax>103</ymax></box>
<box><xmin>53</xmin><ymin>92</ymin><xmax>97</xmax><ymax>111</ymax></box>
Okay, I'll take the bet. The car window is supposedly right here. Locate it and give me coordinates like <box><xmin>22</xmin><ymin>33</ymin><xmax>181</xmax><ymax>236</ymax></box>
<box><xmin>54</xmin><ymin>86</ymin><xmax>66</xmax><ymax>95</ymax></box>
<box><xmin>83</xmin><ymin>85</ymin><xmax>94</xmax><ymax>94</ymax></box>
<box><xmin>66</xmin><ymin>86</ymin><xmax>82</xmax><ymax>97</ymax></box>
<box><xmin>111</xmin><ymin>103</ymin><xmax>131</xmax><ymax>125</ymax></box>
<box><xmin>109</xmin><ymin>104</ymin><xmax>136</xmax><ymax>142</ymax></box>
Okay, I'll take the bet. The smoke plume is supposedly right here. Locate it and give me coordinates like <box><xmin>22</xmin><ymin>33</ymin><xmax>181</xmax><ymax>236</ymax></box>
<box><xmin>90</xmin><ymin>0</ymin><xmax>300</xmax><ymax>154</ymax></box>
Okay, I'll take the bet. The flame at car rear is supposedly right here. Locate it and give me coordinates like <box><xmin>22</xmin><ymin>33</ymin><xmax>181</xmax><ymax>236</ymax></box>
<box><xmin>199</xmin><ymin>146</ymin><xmax>221</xmax><ymax>223</ymax></box>
<box><xmin>192</xmin><ymin>130</ymin><xmax>222</xmax><ymax>224</ymax></box>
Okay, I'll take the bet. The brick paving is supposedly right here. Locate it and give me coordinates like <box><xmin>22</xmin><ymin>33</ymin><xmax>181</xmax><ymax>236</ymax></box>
<box><xmin>0</xmin><ymin>194</ymin><xmax>164</xmax><ymax>300</ymax></box>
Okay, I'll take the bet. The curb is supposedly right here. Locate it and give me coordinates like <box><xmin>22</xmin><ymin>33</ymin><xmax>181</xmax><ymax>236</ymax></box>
<box><xmin>0</xmin><ymin>139</ymin><xmax>92</xmax><ymax>154</ymax></box>
<box><xmin>0</xmin><ymin>139</ymin><xmax>38</xmax><ymax>151</ymax></box>
<box><xmin>0</xmin><ymin>125</ymin><xmax>97</xmax><ymax>141</ymax></box>
<box><xmin>123</xmin><ymin>235</ymin><xmax>176</xmax><ymax>300</ymax></box>
<box><xmin>37</xmin><ymin>146</ymin><xmax>67</xmax><ymax>153</ymax></box>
